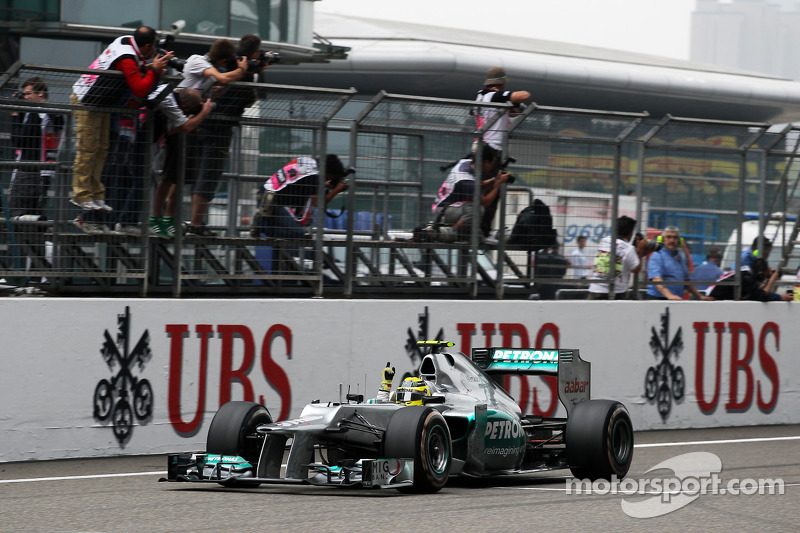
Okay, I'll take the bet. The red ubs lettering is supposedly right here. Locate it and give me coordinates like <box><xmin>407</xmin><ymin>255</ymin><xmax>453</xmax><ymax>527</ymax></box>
<box><xmin>167</xmin><ymin>323</ymin><xmax>292</xmax><ymax>436</ymax></box>
<box><xmin>693</xmin><ymin>321</ymin><xmax>779</xmax><ymax>414</ymax></box>
<box><xmin>457</xmin><ymin>322</ymin><xmax>560</xmax><ymax>417</ymax></box>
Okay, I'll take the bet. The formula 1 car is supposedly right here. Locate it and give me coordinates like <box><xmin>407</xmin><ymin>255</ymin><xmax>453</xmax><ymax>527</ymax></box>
<box><xmin>162</xmin><ymin>341</ymin><xmax>633</xmax><ymax>493</ymax></box>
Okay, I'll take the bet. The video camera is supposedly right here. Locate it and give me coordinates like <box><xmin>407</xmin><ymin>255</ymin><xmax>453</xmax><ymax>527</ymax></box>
<box><xmin>635</xmin><ymin>232</ymin><xmax>662</xmax><ymax>254</ymax></box>
<box><xmin>240</xmin><ymin>50</ymin><xmax>281</xmax><ymax>72</ymax></box>
<box><xmin>156</xmin><ymin>20</ymin><xmax>187</xmax><ymax>72</ymax></box>
<box><xmin>499</xmin><ymin>156</ymin><xmax>517</xmax><ymax>184</ymax></box>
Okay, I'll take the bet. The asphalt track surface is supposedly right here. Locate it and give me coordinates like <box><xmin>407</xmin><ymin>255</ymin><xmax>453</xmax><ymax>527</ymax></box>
<box><xmin>1</xmin><ymin>425</ymin><xmax>798</xmax><ymax>533</ymax></box>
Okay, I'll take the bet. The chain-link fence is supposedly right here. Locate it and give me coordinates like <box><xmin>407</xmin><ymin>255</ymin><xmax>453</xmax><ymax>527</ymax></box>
<box><xmin>1</xmin><ymin>63</ymin><xmax>797</xmax><ymax>299</ymax></box>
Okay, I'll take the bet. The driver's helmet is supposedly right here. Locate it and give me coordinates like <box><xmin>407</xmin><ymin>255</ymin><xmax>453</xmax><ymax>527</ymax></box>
<box><xmin>395</xmin><ymin>377</ymin><xmax>431</xmax><ymax>406</ymax></box>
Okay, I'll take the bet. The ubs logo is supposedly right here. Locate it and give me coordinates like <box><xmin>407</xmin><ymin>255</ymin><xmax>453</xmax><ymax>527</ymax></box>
<box><xmin>92</xmin><ymin>306</ymin><xmax>153</xmax><ymax>445</ymax></box>
<box><xmin>645</xmin><ymin>308</ymin><xmax>685</xmax><ymax>421</ymax></box>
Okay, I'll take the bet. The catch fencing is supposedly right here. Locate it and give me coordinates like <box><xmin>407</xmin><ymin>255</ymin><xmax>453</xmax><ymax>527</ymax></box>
<box><xmin>0</xmin><ymin>62</ymin><xmax>798</xmax><ymax>298</ymax></box>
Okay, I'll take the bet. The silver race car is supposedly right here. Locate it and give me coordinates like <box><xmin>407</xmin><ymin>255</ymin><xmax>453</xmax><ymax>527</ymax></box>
<box><xmin>162</xmin><ymin>341</ymin><xmax>633</xmax><ymax>493</ymax></box>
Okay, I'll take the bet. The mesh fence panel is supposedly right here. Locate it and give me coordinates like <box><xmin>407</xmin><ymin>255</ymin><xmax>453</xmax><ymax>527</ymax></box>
<box><xmin>0</xmin><ymin>64</ymin><xmax>797</xmax><ymax>298</ymax></box>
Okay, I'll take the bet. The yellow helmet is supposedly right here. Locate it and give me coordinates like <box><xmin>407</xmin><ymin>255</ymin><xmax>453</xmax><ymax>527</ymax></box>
<box><xmin>395</xmin><ymin>377</ymin><xmax>430</xmax><ymax>405</ymax></box>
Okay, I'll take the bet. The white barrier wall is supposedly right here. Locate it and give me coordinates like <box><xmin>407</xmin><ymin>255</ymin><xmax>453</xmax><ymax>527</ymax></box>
<box><xmin>1</xmin><ymin>298</ymin><xmax>798</xmax><ymax>462</ymax></box>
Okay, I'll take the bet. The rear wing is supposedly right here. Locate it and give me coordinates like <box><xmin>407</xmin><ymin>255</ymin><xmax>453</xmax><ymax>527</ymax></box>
<box><xmin>470</xmin><ymin>347</ymin><xmax>591</xmax><ymax>414</ymax></box>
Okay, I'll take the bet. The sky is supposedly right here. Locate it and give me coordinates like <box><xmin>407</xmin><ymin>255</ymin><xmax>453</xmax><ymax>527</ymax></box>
<box><xmin>315</xmin><ymin>0</ymin><xmax>697</xmax><ymax>60</ymax></box>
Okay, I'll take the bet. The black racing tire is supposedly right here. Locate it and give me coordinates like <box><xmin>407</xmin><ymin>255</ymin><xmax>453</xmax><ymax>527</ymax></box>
<box><xmin>566</xmin><ymin>400</ymin><xmax>634</xmax><ymax>481</ymax></box>
<box><xmin>206</xmin><ymin>401</ymin><xmax>272</xmax><ymax>485</ymax></box>
<box><xmin>383</xmin><ymin>406</ymin><xmax>451</xmax><ymax>493</ymax></box>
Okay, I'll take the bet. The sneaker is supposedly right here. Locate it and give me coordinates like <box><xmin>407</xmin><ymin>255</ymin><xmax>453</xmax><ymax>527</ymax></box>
<box><xmin>148</xmin><ymin>215</ymin><xmax>166</xmax><ymax>237</ymax></box>
<box><xmin>70</xmin><ymin>198</ymin><xmax>99</xmax><ymax>211</ymax></box>
<box><xmin>185</xmin><ymin>224</ymin><xmax>217</xmax><ymax>237</ymax></box>
<box><xmin>72</xmin><ymin>217</ymin><xmax>109</xmax><ymax>235</ymax></box>
<box><xmin>114</xmin><ymin>223</ymin><xmax>142</xmax><ymax>236</ymax></box>
<box><xmin>92</xmin><ymin>199</ymin><xmax>113</xmax><ymax>212</ymax></box>
<box><xmin>161</xmin><ymin>216</ymin><xmax>177</xmax><ymax>238</ymax></box>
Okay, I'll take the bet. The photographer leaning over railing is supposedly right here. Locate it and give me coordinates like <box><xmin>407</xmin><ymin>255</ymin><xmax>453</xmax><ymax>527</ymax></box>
<box><xmin>250</xmin><ymin>155</ymin><xmax>350</xmax><ymax>241</ymax></box>
<box><xmin>148</xmin><ymin>87</ymin><xmax>214</xmax><ymax>238</ymax></box>
<box><xmin>70</xmin><ymin>26</ymin><xmax>172</xmax><ymax>223</ymax></box>
<box><xmin>182</xmin><ymin>34</ymin><xmax>276</xmax><ymax>237</ymax></box>
<box><xmin>165</xmin><ymin>39</ymin><xmax>248</xmax><ymax>237</ymax></box>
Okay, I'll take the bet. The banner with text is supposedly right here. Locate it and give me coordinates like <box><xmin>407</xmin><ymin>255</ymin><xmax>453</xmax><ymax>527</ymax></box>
<box><xmin>1</xmin><ymin>298</ymin><xmax>797</xmax><ymax>462</ymax></box>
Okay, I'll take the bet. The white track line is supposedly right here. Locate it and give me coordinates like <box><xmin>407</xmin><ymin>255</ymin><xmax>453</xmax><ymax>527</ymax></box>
<box><xmin>0</xmin><ymin>471</ymin><xmax>163</xmax><ymax>484</ymax></box>
<box><xmin>1</xmin><ymin>434</ymin><xmax>798</xmax><ymax>485</ymax></box>
<box><xmin>635</xmin><ymin>435</ymin><xmax>800</xmax><ymax>448</ymax></box>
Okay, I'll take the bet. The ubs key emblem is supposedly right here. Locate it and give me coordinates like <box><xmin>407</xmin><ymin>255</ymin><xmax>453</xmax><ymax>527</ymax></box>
<box><xmin>92</xmin><ymin>306</ymin><xmax>154</xmax><ymax>445</ymax></box>
<box><xmin>645</xmin><ymin>307</ymin><xmax>685</xmax><ymax>421</ymax></box>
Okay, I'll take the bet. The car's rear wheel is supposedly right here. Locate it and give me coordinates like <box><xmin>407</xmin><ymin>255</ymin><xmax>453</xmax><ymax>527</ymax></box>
<box><xmin>206</xmin><ymin>401</ymin><xmax>272</xmax><ymax>487</ymax></box>
<box><xmin>383</xmin><ymin>406</ymin><xmax>451</xmax><ymax>493</ymax></box>
<box><xmin>566</xmin><ymin>400</ymin><xmax>633</xmax><ymax>481</ymax></box>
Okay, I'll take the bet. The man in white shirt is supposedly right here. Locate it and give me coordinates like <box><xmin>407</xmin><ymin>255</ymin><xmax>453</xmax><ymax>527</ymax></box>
<box><xmin>177</xmin><ymin>39</ymin><xmax>248</xmax><ymax>90</ymax></box>
<box><xmin>474</xmin><ymin>67</ymin><xmax>531</xmax><ymax>151</ymax></box>
<box><xmin>570</xmin><ymin>235</ymin><xmax>589</xmax><ymax>279</ymax></box>
<box><xmin>176</xmin><ymin>39</ymin><xmax>248</xmax><ymax>236</ymax></box>
<box><xmin>587</xmin><ymin>216</ymin><xmax>649</xmax><ymax>299</ymax></box>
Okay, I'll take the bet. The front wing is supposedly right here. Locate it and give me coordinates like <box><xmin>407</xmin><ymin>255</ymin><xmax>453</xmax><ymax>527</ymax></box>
<box><xmin>160</xmin><ymin>453</ymin><xmax>415</xmax><ymax>489</ymax></box>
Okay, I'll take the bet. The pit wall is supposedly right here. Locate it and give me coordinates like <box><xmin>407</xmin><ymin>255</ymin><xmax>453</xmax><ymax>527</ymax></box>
<box><xmin>2</xmin><ymin>298</ymin><xmax>797</xmax><ymax>462</ymax></box>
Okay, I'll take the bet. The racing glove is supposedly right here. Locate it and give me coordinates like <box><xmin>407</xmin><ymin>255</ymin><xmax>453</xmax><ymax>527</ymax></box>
<box><xmin>380</xmin><ymin>362</ymin><xmax>395</xmax><ymax>392</ymax></box>
<box><xmin>377</xmin><ymin>362</ymin><xmax>395</xmax><ymax>402</ymax></box>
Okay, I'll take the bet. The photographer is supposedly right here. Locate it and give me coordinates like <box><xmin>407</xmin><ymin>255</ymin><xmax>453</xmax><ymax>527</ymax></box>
<box><xmin>587</xmin><ymin>216</ymin><xmax>649</xmax><ymax>300</ymax></box>
<box><xmin>70</xmin><ymin>26</ymin><xmax>171</xmax><ymax>213</ymax></box>
<box><xmin>178</xmin><ymin>39</ymin><xmax>248</xmax><ymax>91</ymax></box>
<box><xmin>250</xmin><ymin>155</ymin><xmax>349</xmax><ymax>240</ymax></box>
<box><xmin>425</xmin><ymin>145</ymin><xmax>509</xmax><ymax>242</ymax></box>
<box><xmin>474</xmin><ymin>67</ymin><xmax>531</xmax><ymax>152</ymax></box>
<box><xmin>148</xmin><ymin>87</ymin><xmax>213</xmax><ymax>238</ymax></box>
<box><xmin>708</xmin><ymin>257</ymin><xmax>792</xmax><ymax>302</ymax></box>
<box><xmin>181</xmin><ymin>34</ymin><xmax>272</xmax><ymax>236</ymax></box>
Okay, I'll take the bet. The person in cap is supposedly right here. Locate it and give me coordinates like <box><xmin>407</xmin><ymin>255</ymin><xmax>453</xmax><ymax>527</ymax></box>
<box><xmin>474</xmin><ymin>66</ymin><xmax>531</xmax><ymax>151</ymax></box>
<box><xmin>472</xmin><ymin>67</ymin><xmax>530</xmax><ymax>235</ymax></box>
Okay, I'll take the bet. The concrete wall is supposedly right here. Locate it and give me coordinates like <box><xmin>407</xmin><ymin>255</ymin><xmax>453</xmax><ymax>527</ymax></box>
<box><xmin>1</xmin><ymin>298</ymin><xmax>797</xmax><ymax>462</ymax></box>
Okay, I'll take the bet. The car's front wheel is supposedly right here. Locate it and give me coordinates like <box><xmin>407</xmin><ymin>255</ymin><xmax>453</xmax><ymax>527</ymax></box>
<box><xmin>383</xmin><ymin>406</ymin><xmax>451</xmax><ymax>493</ymax></box>
<box><xmin>206</xmin><ymin>401</ymin><xmax>272</xmax><ymax>487</ymax></box>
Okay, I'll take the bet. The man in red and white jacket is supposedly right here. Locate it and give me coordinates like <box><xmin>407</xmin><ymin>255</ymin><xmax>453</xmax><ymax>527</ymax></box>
<box><xmin>70</xmin><ymin>26</ymin><xmax>172</xmax><ymax>213</ymax></box>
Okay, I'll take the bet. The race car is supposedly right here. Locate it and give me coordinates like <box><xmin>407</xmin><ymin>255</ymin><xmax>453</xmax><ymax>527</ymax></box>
<box><xmin>162</xmin><ymin>341</ymin><xmax>633</xmax><ymax>493</ymax></box>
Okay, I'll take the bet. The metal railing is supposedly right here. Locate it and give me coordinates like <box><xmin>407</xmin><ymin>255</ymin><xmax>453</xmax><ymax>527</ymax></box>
<box><xmin>1</xmin><ymin>63</ymin><xmax>797</xmax><ymax>299</ymax></box>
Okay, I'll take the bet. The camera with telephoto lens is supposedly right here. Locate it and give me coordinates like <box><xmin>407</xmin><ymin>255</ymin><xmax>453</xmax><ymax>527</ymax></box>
<box><xmin>155</xmin><ymin>33</ymin><xmax>187</xmax><ymax>72</ymax></box>
<box><xmin>242</xmin><ymin>50</ymin><xmax>280</xmax><ymax>72</ymax></box>
<box><xmin>499</xmin><ymin>156</ymin><xmax>517</xmax><ymax>184</ymax></box>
